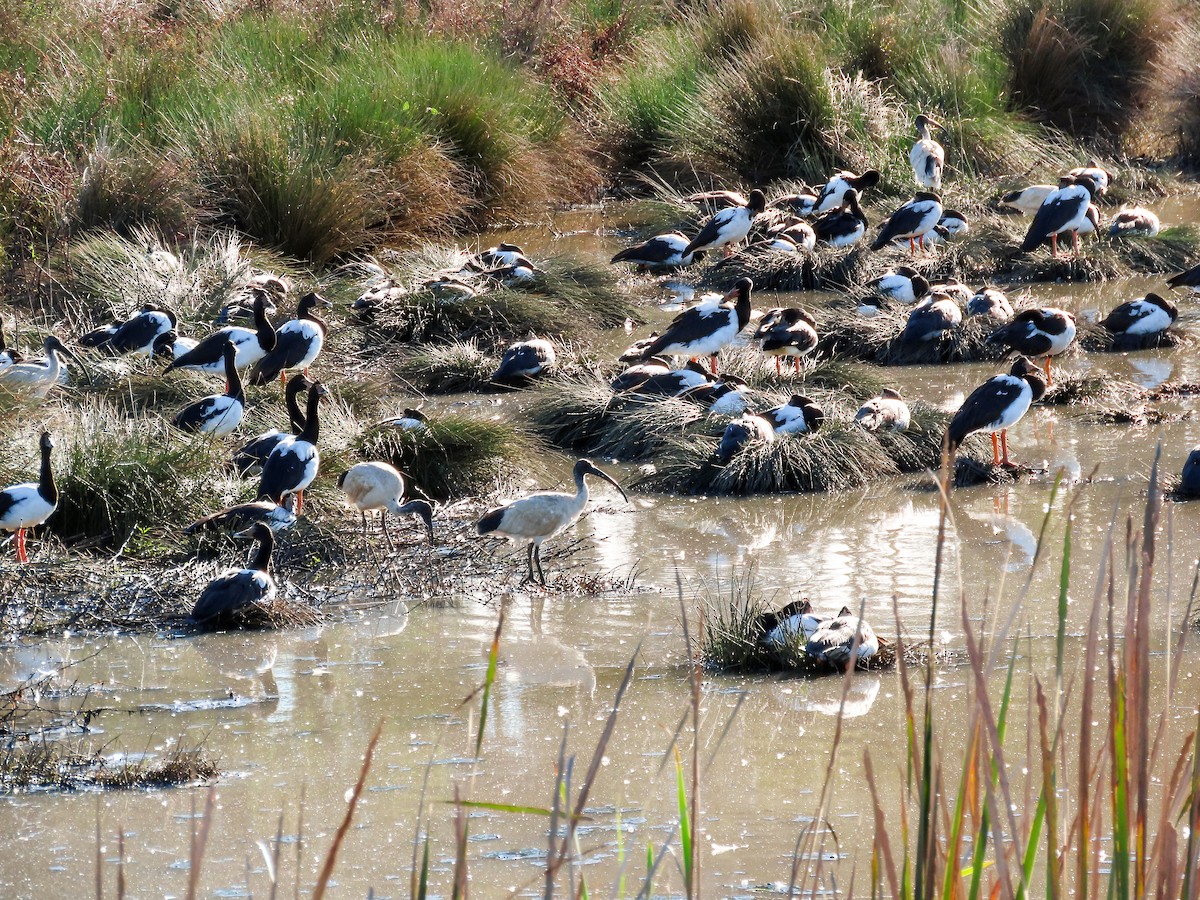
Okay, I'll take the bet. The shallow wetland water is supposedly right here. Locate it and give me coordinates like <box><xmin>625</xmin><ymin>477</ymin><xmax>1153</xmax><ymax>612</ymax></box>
<box><xmin>3</xmin><ymin>202</ymin><xmax>1200</xmax><ymax>896</ymax></box>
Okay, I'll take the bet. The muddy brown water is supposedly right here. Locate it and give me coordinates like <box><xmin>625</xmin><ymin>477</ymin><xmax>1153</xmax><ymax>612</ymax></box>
<box><xmin>3</xmin><ymin>199</ymin><xmax>1200</xmax><ymax>897</ymax></box>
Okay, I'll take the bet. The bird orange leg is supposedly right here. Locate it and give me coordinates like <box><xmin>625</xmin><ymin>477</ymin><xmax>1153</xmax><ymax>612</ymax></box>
<box><xmin>1072</xmin><ymin>229</ymin><xmax>1080</xmax><ymax>256</ymax></box>
<box><xmin>296</xmin><ymin>491</ymin><xmax>304</xmax><ymax>516</ymax></box>
<box><xmin>1000</xmin><ymin>430</ymin><xmax>1012</xmax><ymax>467</ymax></box>
<box><xmin>774</xmin><ymin>357</ymin><xmax>781</xmax><ymax>376</ymax></box>
<box><xmin>793</xmin><ymin>356</ymin><xmax>802</xmax><ymax>375</ymax></box>
<box><xmin>991</xmin><ymin>432</ymin><xmax>1000</xmax><ymax>466</ymax></box>
<box><xmin>1043</xmin><ymin>356</ymin><xmax>1052</xmax><ymax>386</ymax></box>
<box><xmin>709</xmin><ymin>355</ymin><xmax>719</xmax><ymax>375</ymax></box>
<box><xmin>909</xmin><ymin>237</ymin><xmax>916</xmax><ymax>255</ymax></box>
<box><xmin>280</xmin><ymin>372</ymin><xmax>287</xmax><ymax>387</ymax></box>
<box><xmin>16</xmin><ymin>528</ymin><xmax>27</xmax><ymax>564</ymax></box>
<box><xmin>1050</xmin><ymin>233</ymin><xmax>1059</xmax><ymax>258</ymax></box>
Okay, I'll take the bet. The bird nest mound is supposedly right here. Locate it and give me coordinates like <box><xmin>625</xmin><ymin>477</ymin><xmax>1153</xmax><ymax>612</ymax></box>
<box><xmin>697</xmin><ymin>246</ymin><xmax>875</xmax><ymax>293</ymax></box>
<box><xmin>394</xmin><ymin>341</ymin><xmax>601</xmax><ymax>395</ymax></box>
<box><xmin>1076</xmin><ymin>321</ymin><xmax>1193</xmax><ymax>353</ymax></box>
<box><xmin>1040</xmin><ymin>373</ymin><xmax>1147</xmax><ymax>407</ymax></box>
<box><xmin>633</xmin><ymin>402</ymin><xmax>965</xmax><ymax>496</ymax></box>
<box><xmin>815</xmin><ymin>308</ymin><xmax>1009</xmax><ymax>366</ymax></box>
<box><xmin>687</xmin><ymin>348</ymin><xmax>887</xmax><ymax>399</ymax></box>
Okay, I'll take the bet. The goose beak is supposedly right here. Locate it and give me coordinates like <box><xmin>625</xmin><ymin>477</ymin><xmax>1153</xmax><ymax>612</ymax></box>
<box><xmin>585</xmin><ymin>463</ymin><xmax>629</xmax><ymax>503</ymax></box>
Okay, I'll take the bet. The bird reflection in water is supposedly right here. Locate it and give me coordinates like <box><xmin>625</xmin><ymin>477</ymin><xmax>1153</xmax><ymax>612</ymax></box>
<box><xmin>773</xmin><ymin>675</ymin><xmax>882</xmax><ymax>719</ymax></box>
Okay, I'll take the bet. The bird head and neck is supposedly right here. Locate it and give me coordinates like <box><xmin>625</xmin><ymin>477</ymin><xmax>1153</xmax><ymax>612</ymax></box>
<box><xmin>915</xmin><ymin>114</ymin><xmax>943</xmax><ymax>139</ymax></box>
<box><xmin>38</xmin><ymin>431</ymin><xmax>57</xmax><ymax>506</ymax></box>
<box><xmin>396</xmin><ymin>499</ymin><xmax>435</xmax><ymax>543</ymax></box>
<box><xmin>1010</xmin><ymin>356</ymin><xmax>1047</xmax><ymax>402</ymax></box>
<box><xmin>284</xmin><ymin>373</ymin><xmax>314</xmax><ymax>433</ymax></box>
<box><xmin>151</xmin><ymin>330</ymin><xmax>178</xmax><ymax>361</ymax></box>
<box><xmin>299</xmin><ymin>382</ymin><xmax>329</xmax><ymax>443</ymax></box>
<box><xmin>222</xmin><ymin>340</ymin><xmax>244</xmax><ymax>402</ymax></box>
<box><xmin>253</xmin><ymin>289</ymin><xmax>278</xmax><ymax>351</ymax></box>
<box><xmin>297</xmin><ymin>292</ymin><xmax>332</xmax><ymax>333</ymax></box>
<box><xmin>724</xmin><ymin>277</ymin><xmax>754</xmax><ymax>330</ymax></box>
<box><xmin>573</xmin><ymin>459</ymin><xmax>629</xmax><ymax>503</ymax></box>
<box><xmin>746</xmin><ymin>190</ymin><xmax>767</xmax><ymax>214</ymax></box>
<box><xmin>236</xmin><ymin>522</ymin><xmax>275</xmax><ymax>573</ymax></box>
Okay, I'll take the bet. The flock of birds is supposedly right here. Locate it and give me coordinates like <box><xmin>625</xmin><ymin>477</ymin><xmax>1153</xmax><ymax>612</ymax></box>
<box><xmin>2</xmin><ymin>112</ymin><xmax>1200</xmax><ymax>663</ymax></box>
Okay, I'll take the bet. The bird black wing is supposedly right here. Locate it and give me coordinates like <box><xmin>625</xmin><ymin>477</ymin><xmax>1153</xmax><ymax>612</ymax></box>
<box><xmin>192</xmin><ymin>571</ymin><xmax>263</xmax><ymax>622</ymax></box>
<box><xmin>987</xmin><ymin>316</ymin><xmax>1050</xmax><ymax>356</ymax></box>
<box><xmin>109</xmin><ymin>313</ymin><xmax>164</xmax><ymax>354</ymax></box>
<box><xmin>683</xmin><ymin>208</ymin><xmax>736</xmax><ymax>255</ymax></box>
<box><xmin>612</xmin><ymin>237</ymin><xmax>675</xmax><ymax>265</ymax></box>
<box><xmin>1167</xmin><ymin>264</ymin><xmax>1200</xmax><ymax>289</ymax></box>
<box><xmin>1100</xmin><ymin>302</ymin><xmax>1149</xmax><ymax>334</ymax></box>
<box><xmin>947</xmin><ymin>376</ymin><xmax>1025</xmax><ymax>448</ymax></box>
<box><xmin>250</xmin><ymin>330</ymin><xmax>307</xmax><ymax>385</ymax></box>
<box><xmin>1019</xmin><ymin>192</ymin><xmax>1084</xmax><ymax>252</ymax></box>
<box><xmin>166</xmin><ymin>329</ymin><xmax>233</xmax><ymax>371</ymax></box>
<box><xmin>640</xmin><ymin>307</ymin><xmax>715</xmax><ymax>357</ymax></box>
<box><xmin>871</xmin><ymin>203</ymin><xmax>924</xmax><ymax>249</ymax></box>
<box><xmin>184</xmin><ymin>501</ymin><xmax>271</xmax><ymax>534</ymax></box>
<box><xmin>234</xmin><ymin>432</ymin><xmax>287</xmax><ymax>474</ymax></box>
<box><xmin>173</xmin><ymin>397</ymin><xmax>221</xmax><ymax>432</ymax></box>
<box><xmin>0</xmin><ymin>490</ymin><xmax>18</xmax><ymax>523</ymax></box>
<box><xmin>493</xmin><ymin>345</ymin><xmax>543</xmax><ymax>381</ymax></box>
<box><xmin>258</xmin><ymin>445</ymin><xmax>312</xmax><ymax>502</ymax></box>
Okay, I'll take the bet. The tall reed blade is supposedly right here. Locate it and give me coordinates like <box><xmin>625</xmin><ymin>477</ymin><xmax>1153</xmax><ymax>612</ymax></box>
<box><xmin>312</xmin><ymin>721</ymin><xmax>384</xmax><ymax>900</ymax></box>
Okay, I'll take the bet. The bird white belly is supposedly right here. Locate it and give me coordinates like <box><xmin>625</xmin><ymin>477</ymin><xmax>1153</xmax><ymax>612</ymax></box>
<box><xmin>198</xmin><ymin>397</ymin><xmax>245</xmax><ymax>436</ymax></box>
<box><xmin>1126</xmin><ymin>308</ymin><xmax>1171</xmax><ymax>336</ymax></box>
<box><xmin>661</xmin><ymin>316</ymin><xmax>739</xmax><ymax>357</ymax></box>
<box><xmin>988</xmin><ymin>385</ymin><xmax>1033</xmax><ymax>431</ymax></box>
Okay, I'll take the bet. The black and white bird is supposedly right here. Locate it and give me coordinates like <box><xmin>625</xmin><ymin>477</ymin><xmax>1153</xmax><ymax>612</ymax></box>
<box><xmin>79</xmin><ymin>320</ymin><xmax>122</xmax><ymax>349</ymax></box>
<box><xmin>947</xmin><ymin>356</ymin><xmax>1047</xmax><ymax>467</ymax></box>
<box><xmin>901</xmin><ymin>294</ymin><xmax>963</xmax><ymax>344</ymax></box>
<box><xmin>151</xmin><ymin>330</ymin><xmax>199</xmax><ymax>362</ymax></box>
<box><xmin>609</xmin><ymin>356</ymin><xmax>672</xmax><ymax>392</ymax></box>
<box><xmin>476</xmin><ymin>458</ymin><xmax>627</xmax><ymax>585</ymax></box>
<box><xmin>871</xmin><ymin>192</ymin><xmax>944</xmax><ymax>254</ymax></box>
<box><xmin>1067</xmin><ymin>160</ymin><xmax>1111</xmax><ymax>196</ymax></box>
<box><xmin>928</xmin><ymin>210</ymin><xmax>969</xmax><ymax>242</ymax></box>
<box><xmin>986</xmin><ymin>307</ymin><xmax>1076</xmax><ymax>385</ymax></box>
<box><xmin>765</xmin><ymin>220</ymin><xmax>816</xmax><ymax>252</ymax></box>
<box><xmin>0</xmin><ymin>320</ymin><xmax>22</xmax><ymax>373</ymax></box>
<box><xmin>257</xmin><ymin>381</ymin><xmax>328</xmax><ymax>513</ymax></box>
<box><xmin>757</xmin><ymin>598</ymin><xmax>823</xmax><ymax>651</ymax></box>
<box><xmin>233</xmin><ymin>374</ymin><xmax>312</xmax><ymax>474</ymax></box>
<box><xmin>1167</xmin><ymin>263</ymin><xmax>1200</xmax><ymax>294</ymax></box>
<box><xmin>1108</xmin><ymin>206</ymin><xmax>1160</xmax><ymax>238</ymax></box>
<box><xmin>753</xmin><ymin>307</ymin><xmax>818</xmax><ymax>375</ymax></box>
<box><xmin>183</xmin><ymin>495</ymin><xmax>298</xmax><ymax>535</ymax></box>
<box><xmin>771</xmin><ymin>191</ymin><xmax>819</xmax><ymax>217</ymax></box>
<box><xmin>868</xmin><ymin>267</ymin><xmax>930</xmax><ymax>304</ymax></box>
<box><xmin>683</xmin><ymin>191</ymin><xmax>767</xmax><ymax>258</ymax></box>
<box><xmin>165</xmin><ymin>289</ymin><xmax>277</xmax><ymax>378</ymax></box>
<box><xmin>618</xmin><ymin>333</ymin><xmax>660</xmax><ymax>362</ymax></box>
<box><xmin>191</xmin><ymin>523</ymin><xmax>278</xmax><ymax>626</ymax></box>
<box><xmin>716</xmin><ymin>414</ymin><xmax>776</xmax><ymax>463</ymax></box>
<box><xmin>967</xmin><ymin>288</ymin><xmax>1014</xmax><ymax>321</ymax></box>
<box><xmin>761</xmin><ymin>394</ymin><xmax>825</xmax><ymax>435</ymax></box>
<box><xmin>249</xmin><ymin>292</ymin><xmax>331</xmax><ymax>386</ymax></box>
<box><xmin>909</xmin><ymin>114</ymin><xmax>945</xmax><ymax>190</ymax></box>
<box><xmin>640</xmin><ymin>277</ymin><xmax>753</xmax><ymax>375</ymax></box>
<box><xmin>997</xmin><ymin>184</ymin><xmax>1056</xmax><ymax>215</ymax></box>
<box><xmin>493</xmin><ymin>339</ymin><xmax>556</xmax><ymax>383</ymax></box>
<box><xmin>0</xmin><ymin>431</ymin><xmax>58</xmax><ymax>564</ymax></box>
<box><xmin>0</xmin><ymin>336</ymin><xmax>74</xmax><ymax>398</ymax></box>
<box><xmin>173</xmin><ymin>341</ymin><xmax>245</xmax><ymax>437</ymax></box>
<box><xmin>813</xmin><ymin>189</ymin><xmax>868</xmax><ymax>248</ymax></box>
<box><xmin>1019</xmin><ymin>176</ymin><xmax>1096</xmax><ymax>257</ymax></box>
<box><xmin>1100</xmin><ymin>293</ymin><xmax>1177</xmax><ymax>348</ymax></box>
<box><xmin>683</xmin><ymin>376</ymin><xmax>751</xmax><ymax>415</ymax></box>
<box><xmin>806</xmin><ymin>606</ymin><xmax>880</xmax><ymax>667</ymax></box>
<box><xmin>814</xmin><ymin>169</ymin><xmax>881</xmax><ymax>213</ymax></box>
<box><xmin>375</xmin><ymin>408</ymin><xmax>429</xmax><ymax>431</ymax></box>
<box><xmin>616</xmin><ymin>360</ymin><xmax>709</xmax><ymax>396</ymax></box>
<box><xmin>611</xmin><ymin>233</ymin><xmax>704</xmax><ymax>270</ymax></box>
<box><xmin>854</xmin><ymin>389</ymin><xmax>911</xmax><ymax>432</ymax></box>
<box><xmin>338</xmin><ymin>462</ymin><xmax>434</xmax><ymax>548</ymax></box>
<box><xmin>472</xmin><ymin>242</ymin><xmax>530</xmax><ymax>269</ymax></box>
<box><xmin>106</xmin><ymin>304</ymin><xmax>178</xmax><ymax>357</ymax></box>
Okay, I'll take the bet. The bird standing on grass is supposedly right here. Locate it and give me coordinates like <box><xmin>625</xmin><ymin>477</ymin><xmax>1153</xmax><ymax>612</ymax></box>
<box><xmin>258</xmin><ymin>381</ymin><xmax>328</xmax><ymax>514</ymax></box>
<box><xmin>946</xmin><ymin>357</ymin><xmax>1046</xmax><ymax>468</ymax></box>
<box><xmin>753</xmin><ymin>307</ymin><xmax>818</xmax><ymax>375</ymax></box>
<box><xmin>0</xmin><ymin>336</ymin><xmax>75</xmax><ymax>398</ymax></box>
<box><xmin>1019</xmin><ymin>176</ymin><xmax>1096</xmax><ymax>258</ymax></box>
<box><xmin>871</xmin><ymin>193</ymin><xmax>944</xmax><ymax>254</ymax></box>
<box><xmin>166</xmin><ymin>289</ymin><xmax>277</xmax><ymax>379</ymax></box>
<box><xmin>683</xmin><ymin>191</ymin><xmax>767</xmax><ymax>259</ymax></box>
<box><xmin>191</xmin><ymin>522</ymin><xmax>277</xmax><ymax>626</ymax></box>
<box><xmin>476</xmin><ymin>459</ymin><xmax>628</xmax><ymax>586</ymax></box>
<box><xmin>338</xmin><ymin>462</ymin><xmax>434</xmax><ymax>549</ymax></box>
<box><xmin>173</xmin><ymin>341</ymin><xmax>245</xmax><ymax>437</ymax></box>
<box><xmin>250</xmin><ymin>292</ymin><xmax>331</xmax><ymax>386</ymax></box>
<box><xmin>986</xmin><ymin>307</ymin><xmax>1076</xmax><ymax>385</ymax></box>
<box><xmin>640</xmin><ymin>277</ymin><xmax>754</xmax><ymax>375</ymax></box>
<box><xmin>234</xmin><ymin>374</ymin><xmax>312</xmax><ymax>474</ymax></box>
<box><xmin>909</xmin><ymin>114</ymin><xmax>945</xmax><ymax>191</ymax></box>
<box><xmin>0</xmin><ymin>432</ymin><xmax>58</xmax><ymax>564</ymax></box>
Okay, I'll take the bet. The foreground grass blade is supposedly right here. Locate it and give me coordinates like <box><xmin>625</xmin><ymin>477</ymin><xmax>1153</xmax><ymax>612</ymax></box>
<box><xmin>312</xmin><ymin>720</ymin><xmax>383</xmax><ymax>900</ymax></box>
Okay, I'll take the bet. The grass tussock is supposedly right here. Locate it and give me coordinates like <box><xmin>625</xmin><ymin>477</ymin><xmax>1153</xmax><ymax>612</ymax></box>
<box><xmin>816</xmin><ymin>307</ymin><xmax>1009</xmax><ymax>367</ymax></box>
<box><xmin>1041</xmin><ymin>372</ymin><xmax>1147</xmax><ymax>407</ymax></box>
<box><xmin>396</xmin><ymin>342</ymin><xmax>496</xmax><ymax>394</ymax></box>
<box><xmin>74</xmin><ymin>139</ymin><xmax>198</xmax><ymax>240</ymax></box>
<box><xmin>0</xmin><ymin>741</ymin><xmax>219</xmax><ymax>794</ymax></box>
<box><xmin>353</xmin><ymin>415</ymin><xmax>527</xmax><ymax>501</ymax></box>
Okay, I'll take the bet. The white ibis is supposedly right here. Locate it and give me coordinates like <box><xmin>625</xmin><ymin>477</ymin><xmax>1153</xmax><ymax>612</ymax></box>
<box><xmin>0</xmin><ymin>320</ymin><xmax>21</xmax><ymax>373</ymax></box>
<box><xmin>1168</xmin><ymin>263</ymin><xmax>1200</xmax><ymax>294</ymax></box>
<box><xmin>868</xmin><ymin>267</ymin><xmax>930</xmax><ymax>304</ymax></box>
<box><xmin>173</xmin><ymin>342</ymin><xmax>245</xmax><ymax>436</ymax></box>
<box><xmin>986</xmin><ymin>307</ymin><xmax>1076</xmax><ymax>384</ymax></box>
<box><xmin>683</xmin><ymin>191</ymin><xmax>767</xmax><ymax>258</ymax></box>
<box><xmin>1100</xmin><ymin>293</ymin><xmax>1177</xmax><ymax>348</ymax></box>
<box><xmin>716</xmin><ymin>414</ymin><xmax>777</xmax><ymax>463</ymax></box>
<box><xmin>0</xmin><ymin>431</ymin><xmax>58</xmax><ymax>564</ymax></box>
<box><xmin>493</xmin><ymin>339</ymin><xmax>556</xmax><ymax>383</ymax></box>
<box><xmin>1108</xmin><ymin>207</ymin><xmax>1160</xmax><ymax>238</ymax></box>
<box><xmin>0</xmin><ymin>336</ymin><xmax>74</xmax><ymax>398</ymax></box>
<box><xmin>166</xmin><ymin>289</ymin><xmax>277</xmax><ymax>377</ymax></box>
<box><xmin>184</xmin><ymin>495</ymin><xmax>298</xmax><ymax>535</ymax></box>
<box><xmin>947</xmin><ymin>356</ymin><xmax>1046</xmax><ymax>467</ymax></box>
<box><xmin>1019</xmin><ymin>176</ymin><xmax>1096</xmax><ymax>257</ymax></box>
<box><xmin>761</xmin><ymin>394</ymin><xmax>825</xmax><ymax>435</ymax></box>
<box><xmin>757</xmin><ymin>598</ymin><xmax>824</xmax><ymax>651</ymax></box>
<box><xmin>909</xmin><ymin>114</ymin><xmax>945</xmax><ymax>190</ymax></box>
<box><xmin>1067</xmin><ymin>160</ymin><xmax>1111</xmax><ymax>196</ymax></box>
<box><xmin>611</xmin><ymin>233</ymin><xmax>704</xmax><ymax>270</ymax></box>
<box><xmin>476</xmin><ymin>458</ymin><xmax>628</xmax><ymax>585</ymax></box>
<box><xmin>854</xmin><ymin>389</ymin><xmax>911</xmax><ymax>432</ymax></box>
<box><xmin>814</xmin><ymin>169</ymin><xmax>881</xmax><ymax>213</ymax></box>
<box><xmin>106</xmin><ymin>304</ymin><xmax>178</xmax><ymax>356</ymax></box>
<box><xmin>805</xmin><ymin>606</ymin><xmax>879</xmax><ymax>667</ymax></box>
<box><xmin>967</xmin><ymin>289</ymin><xmax>1014</xmax><ymax>321</ymax></box>
<box><xmin>234</xmin><ymin>373</ymin><xmax>312</xmax><ymax>474</ymax></box>
<box><xmin>337</xmin><ymin>462</ymin><xmax>434</xmax><ymax>548</ymax></box>
<box><xmin>640</xmin><ymin>277</ymin><xmax>753</xmax><ymax>375</ymax></box>
<box><xmin>191</xmin><ymin>522</ymin><xmax>277</xmax><ymax>626</ymax></box>
<box><xmin>258</xmin><ymin>381</ymin><xmax>327</xmax><ymax>513</ymax></box>
<box><xmin>900</xmin><ymin>293</ymin><xmax>963</xmax><ymax>344</ymax></box>
<box><xmin>871</xmin><ymin>192</ymin><xmax>944</xmax><ymax>254</ymax></box>
<box><xmin>753</xmin><ymin>307</ymin><xmax>818</xmax><ymax>375</ymax></box>
<box><xmin>250</xmin><ymin>292</ymin><xmax>331</xmax><ymax>385</ymax></box>
<box><xmin>998</xmin><ymin>184</ymin><xmax>1056</xmax><ymax>215</ymax></box>
<box><xmin>813</xmin><ymin>189</ymin><xmax>868</xmax><ymax>247</ymax></box>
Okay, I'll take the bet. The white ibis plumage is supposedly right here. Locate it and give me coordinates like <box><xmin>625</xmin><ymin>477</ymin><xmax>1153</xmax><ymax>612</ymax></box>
<box><xmin>0</xmin><ymin>336</ymin><xmax>74</xmax><ymax>398</ymax></box>
<box><xmin>854</xmin><ymin>389</ymin><xmax>911</xmax><ymax>432</ymax></box>
<box><xmin>947</xmin><ymin>356</ymin><xmax>1046</xmax><ymax>466</ymax></box>
<box><xmin>476</xmin><ymin>458</ymin><xmax>628</xmax><ymax>585</ymax></box>
<box><xmin>0</xmin><ymin>431</ymin><xmax>58</xmax><ymax>564</ymax></box>
<box><xmin>1067</xmin><ymin>160</ymin><xmax>1111</xmax><ymax>196</ymax></box>
<box><xmin>909</xmin><ymin>114</ymin><xmax>945</xmax><ymax>190</ymax></box>
<box><xmin>337</xmin><ymin>462</ymin><xmax>434</xmax><ymax>548</ymax></box>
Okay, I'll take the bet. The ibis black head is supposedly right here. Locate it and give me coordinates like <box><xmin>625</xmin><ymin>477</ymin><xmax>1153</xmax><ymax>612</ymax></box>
<box><xmin>398</xmin><ymin>499</ymin><xmax>435</xmax><ymax>542</ymax></box>
<box><xmin>880</xmin><ymin>388</ymin><xmax>903</xmax><ymax>400</ymax></box>
<box><xmin>43</xmin><ymin>335</ymin><xmax>74</xmax><ymax>359</ymax></box>
<box><xmin>746</xmin><ymin>190</ymin><xmax>767</xmax><ymax>213</ymax></box>
<box><xmin>574</xmin><ymin>459</ymin><xmax>629</xmax><ymax>503</ymax></box>
<box><xmin>915</xmin><ymin>113</ymin><xmax>944</xmax><ymax>132</ymax></box>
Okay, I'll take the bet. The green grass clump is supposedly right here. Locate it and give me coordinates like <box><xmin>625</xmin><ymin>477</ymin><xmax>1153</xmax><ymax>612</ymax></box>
<box><xmin>353</xmin><ymin>415</ymin><xmax>527</xmax><ymax>501</ymax></box>
<box><xmin>816</xmin><ymin>307</ymin><xmax>1008</xmax><ymax>367</ymax></box>
<box><xmin>396</xmin><ymin>343</ymin><xmax>495</xmax><ymax>394</ymax></box>
<box><xmin>73</xmin><ymin>141</ymin><xmax>198</xmax><ymax>239</ymax></box>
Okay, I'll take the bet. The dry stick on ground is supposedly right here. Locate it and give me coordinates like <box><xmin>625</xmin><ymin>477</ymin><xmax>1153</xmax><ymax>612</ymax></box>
<box><xmin>311</xmin><ymin>720</ymin><xmax>384</xmax><ymax>900</ymax></box>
